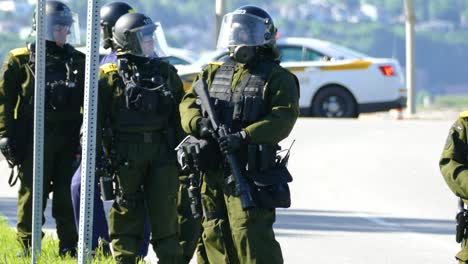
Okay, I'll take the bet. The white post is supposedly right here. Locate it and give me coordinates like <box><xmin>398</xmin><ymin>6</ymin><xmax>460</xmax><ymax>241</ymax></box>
<box><xmin>31</xmin><ymin>0</ymin><xmax>46</xmax><ymax>262</ymax></box>
<box><xmin>215</xmin><ymin>0</ymin><xmax>226</xmax><ymax>46</ymax></box>
<box><xmin>78</xmin><ymin>0</ymin><xmax>100</xmax><ymax>262</ymax></box>
<box><xmin>404</xmin><ymin>0</ymin><xmax>416</xmax><ymax>115</ymax></box>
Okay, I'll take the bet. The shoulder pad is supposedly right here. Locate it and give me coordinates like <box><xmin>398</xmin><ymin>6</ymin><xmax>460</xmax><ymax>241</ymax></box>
<box><xmin>460</xmin><ymin>111</ymin><xmax>468</xmax><ymax>118</ymax></box>
<box><xmin>160</xmin><ymin>60</ymin><xmax>178</xmax><ymax>73</ymax></box>
<box><xmin>100</xmin><ymin>63</ymin><xmax>118</xmax><ymax>74</ymax></box>
<box><xmin>209</xmin><ymin>61</ymin><xmax>224</xmax><ymax>66</ymax></box>
<box><xmin>10</xmin><ymin>47</ymin><xmax>29</xmax><ymax>57</ymax></box>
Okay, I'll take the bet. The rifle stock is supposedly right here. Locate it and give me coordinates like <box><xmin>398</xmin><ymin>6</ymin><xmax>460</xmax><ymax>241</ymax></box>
<box><xmin>194</xmin><ymin>79</ymin><xmax>255</xmax><ymax>210</ymax></box>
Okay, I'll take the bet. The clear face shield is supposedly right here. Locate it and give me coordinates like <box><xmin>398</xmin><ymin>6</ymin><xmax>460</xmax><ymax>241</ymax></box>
<box><xmin>125</xmin><ymin>22</ymin><xmax>169</xmax><ymax>58</ymax></box>
<box><xmin>45</xmin><ymin>12</ymin><xmax>81</xmax><ymax>46</ymax></box>
<box><xmin>216</xmin><ymin>12</ymin><xmax>273</xmax><ymax>49</ymax></box>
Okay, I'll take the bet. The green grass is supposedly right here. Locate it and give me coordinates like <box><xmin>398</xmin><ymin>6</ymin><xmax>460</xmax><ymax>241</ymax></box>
<box><xmin>417</xmin><ymin>94</ymin><xmax>468</xmax><ymax>111</ymax></box>
<box><xmin>432</xmin><ymin>95</ymin><xmax>468</xmax><ymax>109</ymax></box>
<box><xmin>0</xmin><ymin>215</ymin><xmax>116</xmax><ymax>264</ymax></box>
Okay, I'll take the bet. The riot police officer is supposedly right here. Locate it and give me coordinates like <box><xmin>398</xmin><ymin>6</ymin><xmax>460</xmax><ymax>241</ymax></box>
<box><xmin>0</xmin><ymin>0</ymin><xmax>84</xmax><ymax>257</ymax></box>
<box><xmin>69</xmin><ymin>1</ymin><xmax>154</xmax><ymax>256</ymax></box>
<box><xmin>440</xmin><ymin>111</ymin><xmax>468</xmax><ymax>263</ymax></box>
<box><xmin>179</xmin><ymin>5</ymin><xmax>299</xmax><ymax>264</ymax></box>
<box><xmin>97</xmin><ymin>12</ymin><xmax>184</xmax><ymax>263</ymax></box>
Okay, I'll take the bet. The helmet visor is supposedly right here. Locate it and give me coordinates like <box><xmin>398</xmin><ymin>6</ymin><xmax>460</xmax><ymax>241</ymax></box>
<box><xmin>45</xmin><ymin>12</ymin><xmax>81</xmax><ymax>45</ymax></box>
<box><xmin>125</xmin><ymin>22</ymin><xmax>169</xmax><ymax>58</ymax></box>
<box><xmin>217</xmin><ymin>12</ymin><xmax>273</xmax><ymax>49</ymax></box>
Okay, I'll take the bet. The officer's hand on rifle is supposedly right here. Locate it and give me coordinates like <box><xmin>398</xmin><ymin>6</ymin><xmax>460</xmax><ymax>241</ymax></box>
<box><xmin>197</xmin><ymin>118</ymin><xmax>213</xmax><ymax>139</ymax></box>
<box><xmin>219</xmin><ymin>131</ymin><xmax>247</xmax><ymax>154</ymax></box>
<box><xmin>0</xmin><ymin>137</ymin><xmax>19</xmax><ymax>165</ymax></box>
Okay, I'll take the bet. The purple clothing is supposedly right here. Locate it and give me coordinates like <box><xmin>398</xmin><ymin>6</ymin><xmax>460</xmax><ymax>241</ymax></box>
<box><xmin>69</xmin><ymin>50</ymin><xmax>151</xmax><ymax>256</ymax></box>
<box><xmin>100</xmin><ymin>51</ymin><xmax>117</xmax><ymax>65</ymax></box>
<box><xmin>71</xmin><ymin>164</ymin><xmax>110</xmax><ymax>249</ymax></box>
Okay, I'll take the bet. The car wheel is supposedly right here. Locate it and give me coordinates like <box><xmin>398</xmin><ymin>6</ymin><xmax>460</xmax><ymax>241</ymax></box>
<box><xmin>311</xmin><ymin>86</ymin><xmax>358</xmax><ymax>118</ymax></box>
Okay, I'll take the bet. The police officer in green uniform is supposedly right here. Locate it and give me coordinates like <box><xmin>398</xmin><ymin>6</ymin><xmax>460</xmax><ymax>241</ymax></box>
<box><xmin>179</xmin><ymin>5</ymin><xmax>299</xmax><ymax>264</ymax></box>
<box><xmin>440</xmin><ymin>111</ymin><xmax>468</xmax><ymax>263</ymax></box>
<box><xmin>0</xmin><ymin>0</ymin><xmax>84</xmax><ymax>257</ymax></box>
<box><xmin>97</xmin><ymin>12</ymin><xmax>183</xmax><ymax>264</ymax></box>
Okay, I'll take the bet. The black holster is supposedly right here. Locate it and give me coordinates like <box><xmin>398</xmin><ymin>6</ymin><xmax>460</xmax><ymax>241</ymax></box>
<box><xmin>100</xmin><ymin>175</ymin><xmax>115</xmax><ymax>201</ymax></box>
<box><xmin>457</xmin><ymin>199</ymin><xmax>468</xmax><ymax>243</ymax></box>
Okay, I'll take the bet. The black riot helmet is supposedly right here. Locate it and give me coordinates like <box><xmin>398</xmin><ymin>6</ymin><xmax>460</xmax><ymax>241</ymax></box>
<box><xmin>100</xmin><ymin>2</ymin><xmax>135</xmax><ymax>50</ymax></box>
<box><xmin>217</xmin><ymin>5</ymin><xmax>277</xmax><ymax>63</ymax></box>
<box><xmin>32</xmin><ymin>1</ymin><xmax>80</xmax><ymax>45</ymax></box>
<box><xmin>113</xmin><ymin>12</ymin><xmax>169</xmax><ymax>58</ymax></box>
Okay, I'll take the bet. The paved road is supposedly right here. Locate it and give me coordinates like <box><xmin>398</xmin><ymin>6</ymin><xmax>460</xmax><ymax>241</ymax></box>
<box><xmin>0</xmin><ymin>118</ymin><xmax>460</xmax><ymax>263</ymax></box>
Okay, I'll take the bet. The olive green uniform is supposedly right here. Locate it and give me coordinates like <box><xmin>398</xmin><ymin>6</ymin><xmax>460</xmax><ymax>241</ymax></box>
<box><xmin>0</xmin><ymin>42</ymin><xmax>84</xmax><ymax>250</ymax></box>
<box><xmin>440</xmin><ymin>111</ymin><xmax>468</xmax><ymax>263</ymax></box>
<box><xmin>98</xmin><ymin>58</ymin><xmax>184</xmax><ymax>263</ymax></box>
<box><xmin>179</xmin><ymin>58</ymin><xmax>299</xmax><ymax>264</ymax></box>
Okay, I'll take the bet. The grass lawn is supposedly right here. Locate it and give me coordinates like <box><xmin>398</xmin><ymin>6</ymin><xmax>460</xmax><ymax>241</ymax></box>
<box><xmin>428</xmin><ymin>94</ymin><xmax>468</xmax><ymax>110</ymax></box>
<box><xmin>0</xmin><ymin>215</ymin><xmax>115</xmax><ymax>264</ymax></box>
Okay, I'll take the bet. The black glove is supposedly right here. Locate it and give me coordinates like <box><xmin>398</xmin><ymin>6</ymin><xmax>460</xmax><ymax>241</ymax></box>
<box><xmin>218</xmin><ymin>131</ymin><xmax>247</xmax><ymax>154</ymax></box>
<box><xmin>197</xmin><ymin>118</ymin><xmax>213</xmax><ymax>139</ymax></box>
<box><xmin>0</xmin><ymin>137</ymin><xmax>19</xmax><ymax>165</ymax></box>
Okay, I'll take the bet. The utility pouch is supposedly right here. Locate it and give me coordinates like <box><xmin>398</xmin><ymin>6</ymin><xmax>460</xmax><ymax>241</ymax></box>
<box><xmin>232</xmin><ymin>98</ymin><xmax>243</xmax><ymax>121</ymax></box>
<box><xmin>242</xmin><ymin>96</ymin><xmax>264</xmax><ymax>123</ymax></box>
<box><xmin>247</xmin><ymin>144</ymin><xmax>293</xmax><ymax>209</ymax></box>
<box><xmin>139</xmin><ymin>88</ymin><xmax>160</xmax><ymax>113</ymax></box>
<box><xmin>249</xmin><ymin>165</ymin><xmax>293</xmax><ymax>209</ymax></box>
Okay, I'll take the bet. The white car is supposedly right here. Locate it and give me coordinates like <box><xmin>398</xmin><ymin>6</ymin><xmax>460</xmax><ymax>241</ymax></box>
<box><xmin>178</xmin><ymin>37</ymin><xmax>407</xmax><ymax>118</ymax></box>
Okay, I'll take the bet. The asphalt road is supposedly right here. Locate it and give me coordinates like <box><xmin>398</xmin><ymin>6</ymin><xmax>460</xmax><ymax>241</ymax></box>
<box><xmin>0</xmin><ymin>118</ymin><xmax>460</xmax><ymax>263</ymax></box>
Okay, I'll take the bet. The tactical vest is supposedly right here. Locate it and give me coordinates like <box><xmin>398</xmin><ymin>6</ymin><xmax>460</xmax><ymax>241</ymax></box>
<box><xmin>208</xmin><ymin>60</ymin><xmax>276</xmax><ymax>133</ymax></box>
<box><xmin>24</xmin><ymin>43</ymin><xmax>83</xmax><ymax>120</ymax></box>
<box><xmin>112</xmin><ymin>59</ymin><xmax>175</xmax><ymax>131</ymax></box>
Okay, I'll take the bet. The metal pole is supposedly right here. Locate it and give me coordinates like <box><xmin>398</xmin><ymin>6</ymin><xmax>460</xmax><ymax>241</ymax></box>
<box><xmin>78</xmin><ymin>0</ymin><xmax>100</xmax><ymax>262</ymax></box>
<box><xmin>215</xmin><ymin>0</ymin><xmax>226</xmax><ymax>47</ymax></box>
<box><xmin>404</xmin><ymin>0</ymin><xmax>416</xmax><ymax>115</ymax></box>
<box><xmin>31</xmin><ymin>0</ymin><xmax>46</xmax><ymax>262</ymax></box>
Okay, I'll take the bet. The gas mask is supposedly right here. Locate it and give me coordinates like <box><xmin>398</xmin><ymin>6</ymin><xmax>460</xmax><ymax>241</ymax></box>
<box><xmin>231</xmin><ymin>45</ymin><xmax>256</xmax><ymax>64</ymax></box>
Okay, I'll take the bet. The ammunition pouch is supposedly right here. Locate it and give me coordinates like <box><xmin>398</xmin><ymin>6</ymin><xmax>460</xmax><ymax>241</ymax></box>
<box><xmin>125</xmin><ymin>82</ymin><xmax>172</xmax><ymax>113</ymax></box>
<box><xmin>246</xmin><ymin>144</ymin><xmax>293</xmax><ymax>209</ymax></box>
<box><xmin>116</xmin><ymin>84</ymin><xmax>173</xmax><ymax>130</ymax></box>
<box><xmin>176</xmin><ymin>135</ymin><xmax>221</xmax><ymax>173</ymax></box>
<box><xmin>232</xmin><ymin>95</ymin><xmax>266</xmax><ymax>124</ymax></box>
<box><xmin>46</xmin><ymin>80</ymin><xmax>74</xmax><ymax>111</ymax></box>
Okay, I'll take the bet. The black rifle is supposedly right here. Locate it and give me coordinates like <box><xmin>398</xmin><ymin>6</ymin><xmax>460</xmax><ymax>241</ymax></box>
<box><xmin>456</xmin><ymin>198</ymin><xmax>468</xmax><ymax>243</ymax></box>
<box><xmin>194</xmin><ymin>79</ymin><xmax>255</xmax><ymax>210</ymax></box>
